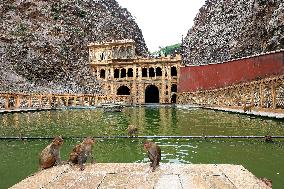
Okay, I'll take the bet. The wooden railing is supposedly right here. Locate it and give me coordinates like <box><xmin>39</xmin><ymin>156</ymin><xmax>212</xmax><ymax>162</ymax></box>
<box><xmin>177</xmin><ymin>75</ymin><xmax>284</xmax><ymax>113</ymax></box>
<box><xmin>0</xmin><ymin>92</ymin><xmax>132</xmax><ymax>111</ymax></box>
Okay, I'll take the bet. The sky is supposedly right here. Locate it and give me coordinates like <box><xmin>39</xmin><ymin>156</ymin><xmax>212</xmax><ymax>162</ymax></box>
<box><xmin>116</xmin><ymin>0</ymin><xmax>206</xmax><ymax>52</ymax></box>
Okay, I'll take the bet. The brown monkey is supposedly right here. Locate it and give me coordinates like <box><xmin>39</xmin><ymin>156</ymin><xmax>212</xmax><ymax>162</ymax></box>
<box><xmin>243</xmin><ymin>103</ymin><xmax>254</xmax><ymax>112</ymax></box>
<box><xmin>264</xmin><ymin>135</ymin><xmax>273</xmax><ymax>143</ymax></box>
<box><xmin>143</xmin><ymin>140</ymin><xmax>161</xmax><ymax>171</ymax></box>
<box><xmin>39</xmin><ymin>136</ymin><xmax>64</xmax><ymax>170</ymax></box>
<box><xmin>69</xmin><ymin>137</ymin><xmax>95</xmax><ymax>171</ymax></box>
<box><xmin>260</xmin><ymin>177</ymin><xmax>272</xmax><ymax>188</ymax></box>
<box><xmin>127</xmin><ymin>124</ymin><xmax>138</xmax><ymax>137</ymax></box>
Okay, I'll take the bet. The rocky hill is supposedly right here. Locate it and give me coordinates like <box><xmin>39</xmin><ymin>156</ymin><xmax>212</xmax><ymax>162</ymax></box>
<box><xmin>0</xmin><ymin>0</ymin><xmax>148</xmax><ymax>93</ymax></box>
<box><xmin>182</xmin><ymin>0</ymin><xmax>284</xmax><ymax>66</ymax></box>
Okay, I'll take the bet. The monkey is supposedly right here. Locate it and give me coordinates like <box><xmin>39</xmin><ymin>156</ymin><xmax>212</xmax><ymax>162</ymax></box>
<box><xmin>243</xmin><ymin>103</ymin><xmax>254</xmax><ymax>112</ymax></box>
<box><xmin>127</xmin><ymin>124</ymin><xmax>138</xmax><ymax>137</ymax></box>
<box><xmin>264</xmin><ymin>135</ymin><xmax>273</xmax><ymax>143</ymax></box>
<box><xmin>143</xmin><ymin>140</ymin><xmax>161</xmax><ymax>171</ymax></box>
<box><xmin>39</xmin><ymin>136</ymin><xmax>64</xmax><ymax>170</ymax></box>
<box><xmin>259</xmin><ymin>177</ymin><xmax>272</xmax><ymax>188</ymax></box>
<box><xmin>69</xmin><ymin>137</ymin><xmax>95</xmax><ymax>171</ymax></box>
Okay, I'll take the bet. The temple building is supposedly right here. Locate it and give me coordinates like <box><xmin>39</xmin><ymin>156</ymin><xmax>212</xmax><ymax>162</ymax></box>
<box><xmin>88</xmin><ymin>39</ymin><xmax>181</xmax><ymax>104</ymax></box>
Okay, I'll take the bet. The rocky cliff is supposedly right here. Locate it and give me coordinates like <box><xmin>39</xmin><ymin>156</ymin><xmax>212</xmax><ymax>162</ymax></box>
<box><xmin>182</xmin><ymin>0</ymin><xmax>284</xmax><ymax>66</ymax></box>
<box><xmin>0</xmin><ymin>0</ymin><xmax>148</xmax><ymax>93</ymax></box>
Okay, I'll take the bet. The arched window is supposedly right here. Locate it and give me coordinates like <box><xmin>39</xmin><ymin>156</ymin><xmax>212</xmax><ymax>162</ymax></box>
<box><xmin>171</xmin><ymin>66</ymin><xmax>177</xmax><ymax>76</ymax></box>
<box><xmin>128</xmin><ymin>68</ymin><xmax>133</xmax><ymax>77</ymax></box>
<box><xmin>100</xmin><ymin>69</ymin><xmax>105</xmax><ymax>78</ymax></box>
<box><xmin>142</xmin><ymin>68</ymin><xmax>148</xmax><ymax>77</ymax></box>
<box><xmin>121</xmin><ymin>68</ymin><xmax>126</xmax><ymax>78</ymax></box>
<box><xmin>156</xmin><ymin>67</ymin><xmax>162</xmax><ymax>76</ymax></box>
<box><xmin>149</xmin><ymin>67</ymin><xmax>155</xmax><ymax>77</ymax></box>
<box><xmin>114</xmin><ymin>68</ymin><xmax>119</xmax><ymax>78</ymax></box>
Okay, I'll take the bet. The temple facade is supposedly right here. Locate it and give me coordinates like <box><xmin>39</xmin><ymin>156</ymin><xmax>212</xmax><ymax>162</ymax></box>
<box><xmin>88</xmin><ymin>39</ymin><xmax>181</xmax><ymax>104</ymax></box>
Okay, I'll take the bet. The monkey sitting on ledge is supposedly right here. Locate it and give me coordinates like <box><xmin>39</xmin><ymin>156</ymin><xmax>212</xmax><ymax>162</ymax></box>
<box><xmin>243</xmin><ymin>103</ymin><xmax>254</xmax><ymax>112</ymax></box>
<box><xmin>39</xmin><ymin>136</ymin><xmax>64</xmax><ymax>170</ymax></box>
<box><xmin>144</xmin><ymin>140</ymin><xmax>161</xmax><ymax>172</ymax></box>
<box><xmin>69</xmin><ymin>137</ymin><xmax>95</xmax><ymax>171</ymax></box>
<box><xmin>127</xmin><ymin>124</ymin><xmax>138</xmax><ymax>138</ymax></box>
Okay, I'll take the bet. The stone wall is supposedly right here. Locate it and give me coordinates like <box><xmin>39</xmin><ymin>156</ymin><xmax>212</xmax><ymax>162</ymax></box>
<box><xmin>182</xmin><ymin>0</ymin><xmax>284</xmax><ymax>66</ymax></box>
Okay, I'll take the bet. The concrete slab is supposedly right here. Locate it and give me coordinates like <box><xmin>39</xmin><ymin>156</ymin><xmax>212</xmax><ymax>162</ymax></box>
<box><xmin>10</xmin><ymin>163</ymin><xmax>271</xmax><ymax>189</ymax></box>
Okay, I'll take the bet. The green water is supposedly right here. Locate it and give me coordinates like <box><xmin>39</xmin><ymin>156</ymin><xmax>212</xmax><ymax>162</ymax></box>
<box><xmin>0</xmin><ymin>107</ymin><xmax>284</xmax><ymax>188</ymax></box>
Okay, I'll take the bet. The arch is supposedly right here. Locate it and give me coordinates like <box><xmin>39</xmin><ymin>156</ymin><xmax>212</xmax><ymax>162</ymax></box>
<box><xmin>156</xmin><ymin>67</ymin><xmax>162</xmax><ymax>76</ymax></box>
<box><xmin>128</xmin><ymin>68</ymin><xmax>133</xmax><ymax>77</ymax></box>
<box><xmin>171</xmin><ymin>84</ymin><xmax>177</xmax><ymax>92</ymax></box>
<box><xmin>171</xmin><ymin>94</ymin><xmax>177</xmax><ymax>103</ymax></box>
<box><xmin>149</xmin><ymin>67</ymin><xmax>155</xmax><ymax>77</ymax></box>
<box><xmin>121</xmin><ymin>68</ymin><xmax>126</xmax><ymax>78</ymax></box>
<box><xmin>142</xmin><ymin>68</ymin><xmax>148</xmax><ymax>77</ymax></box>
<box><xmin>145</xmin><ymin>85</ymin><xmax>159</xmax><ymax>103</ymax></box>
<box><xmin>114</xmin><ymin>68</ymin><xmax>119</xmax><ymax>78</ymax></box>
<box><xmin>117</xmin><ymin>86</ymin><xmax>130</xmax><ymax>95</ymax></box>
<box><xmin>100</xmin><ymin>69</ymin><xmax>105</xmax><ymax>78</ymax></box>
<box><xmin>171</xmin><ymin>66</ymin><xmax>177</xmax><ymax>76</ymax></box>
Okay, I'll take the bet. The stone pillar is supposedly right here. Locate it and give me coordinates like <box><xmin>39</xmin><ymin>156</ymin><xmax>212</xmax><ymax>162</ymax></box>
<box><xmin>110</xmin><ymin>66</ymin><xmax>114</xmax><ymax>80</ymax></box>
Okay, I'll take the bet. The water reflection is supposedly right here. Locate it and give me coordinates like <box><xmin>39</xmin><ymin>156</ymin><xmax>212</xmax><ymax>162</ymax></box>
<box><xmin>0</xmin><ymin>107</ymin><xmax>284</xmax><ymax>188</ymax></box>
<box><xmin>0</xmin><ymin>108</ymin><xmax>284</xmax><ymax>138</ymax></box>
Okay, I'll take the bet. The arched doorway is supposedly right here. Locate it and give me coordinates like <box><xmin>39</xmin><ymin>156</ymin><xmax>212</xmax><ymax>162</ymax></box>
<box><xmin>171</xmin><ymin>94</ymin><xmax>177</xmax><ymax>103</ymax></box>
<box><xmin>145</xmin><ymin>85</ymin><xmax>159</xmax><ymax>103</ymax></box>
<box><xmin>117</xmin><ymin>86</ymin><xmax>130</xmax><ymax>95</ymax></box>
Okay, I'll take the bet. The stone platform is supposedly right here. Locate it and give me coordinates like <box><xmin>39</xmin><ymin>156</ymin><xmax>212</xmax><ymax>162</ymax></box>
<box><xmin>10</xmin><ymin>163</ymin><xmax>270</xmax><ymax>189</ymax></box>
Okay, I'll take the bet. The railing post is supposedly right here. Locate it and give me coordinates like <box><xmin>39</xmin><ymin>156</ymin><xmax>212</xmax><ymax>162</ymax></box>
<box><xmin>250</xmin><ymin>86</ymin><xmax>255</xmax><ymax>105</ymax></box>
<box><xmin>5</xmin><ymin>95</ymin><xmax>9</xmax><ymax>110</ymax></box>
<box><xmin>81</xmin><ymin>97</ymin><xmax>84</xmax><ymax>106</ymax></box>
<box><xmin>95</xmin><ymin>96</ymin><xmax>98</xmax><ymax>105</ymax></box>
<box><xmin>39</xmin><ymin>95</ymin><xmax>42</xmax><ymax>108</ymax></box>
<box><xmin>48</xmin><ymin>95</ymin><xmax>52</xmax><ymax>108</ymax></box>
<box><xmin>271</xmin><ymin>83</ymin><xmax>277</xmax><ymax>109</ymax></box>
<box><xmin>15</xmin><ymin>95</ymin><xmax>20</xmax><ymax>109</ymax></box>
<box><xmin>28</xmin><ymin>95</ymin><xmax>32</xmax><ymax>108</ymax></box>
<box><xmin>73</xmin><ymin>96</ymin><xmax>77</xmax><ymax>106</ymax></box>
<box><xmin>259</xmin><ymin>83</ymin><xmax>264</xmax><ymax>108</ymax></box>
<box><xmin>65</xmin><ymin>97</ymin><xmax>69</xmax><ymax>107</ymax></box>
<box><xmin>57</xmin><ymin>97</ymin><xmax>61</xmax><ymax>108</ymax></box>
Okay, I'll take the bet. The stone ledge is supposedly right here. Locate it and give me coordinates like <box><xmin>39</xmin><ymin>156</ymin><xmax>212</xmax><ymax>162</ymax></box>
<box><xmin>10</xmin><ymin>163</ymin><xmax>270</xmax><ymax>189</ymax></box>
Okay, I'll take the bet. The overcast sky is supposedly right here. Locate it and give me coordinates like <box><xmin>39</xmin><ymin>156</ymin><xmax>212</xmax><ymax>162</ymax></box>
<box><xmin>116</xmin><ymin>0</ymin><xmax>206</xmax><ymax>52</ymax></box>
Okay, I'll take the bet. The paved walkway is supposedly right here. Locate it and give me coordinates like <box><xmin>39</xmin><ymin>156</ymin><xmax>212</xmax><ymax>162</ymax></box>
<box><xmin>206</xmin><ymin>106</ymin><xmax>284</xmax><ymax>119</ymax></box>
<box><xmin>10</xmin><ymin>163</ymin><xmax>270</xmax><ymax>189</ymax></box>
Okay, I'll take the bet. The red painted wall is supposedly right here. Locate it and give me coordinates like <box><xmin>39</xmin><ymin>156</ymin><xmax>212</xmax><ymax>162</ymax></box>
<box><xmin>178</xmin><ymin>51</ymin><xmax>284</xmax><ymax>93</ymax></box>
